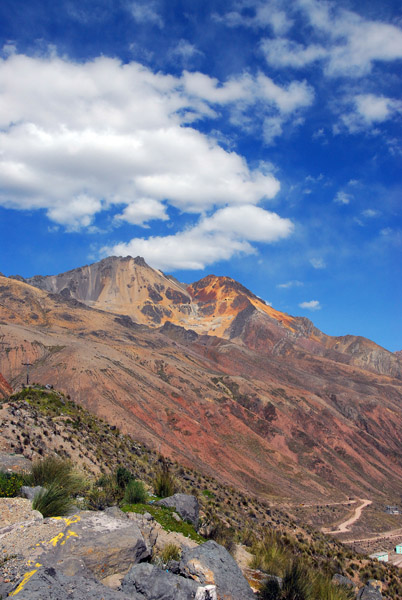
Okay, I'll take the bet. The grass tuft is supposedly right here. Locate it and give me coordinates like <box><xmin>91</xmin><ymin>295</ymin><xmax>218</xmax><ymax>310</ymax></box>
<box><xmin>32</xmin><ymin>482</ymin><xmax>73</xmax><ymax>517</ymax></box>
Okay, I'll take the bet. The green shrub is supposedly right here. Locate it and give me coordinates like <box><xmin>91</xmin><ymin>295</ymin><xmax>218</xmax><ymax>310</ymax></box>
<box><xmin>0</xmin><ymin>471</ymin><xmax>25</xmax><ymax>497</ymax></box>
<box><xmin>153</xmin><ymin>461</ymin><xmax>177</xmax><ymax>498</ymax></box>
<box><xmin>32</xmin><ymin>483</ymin><xmax>73</xmax><ymax>517</ymax></box>
<box><xmin>86</xmin><ymin>474</ymin><xmax>121</xmax><ymax>510</ymax></box>
<box><xmin>27</xmin><ymin>455</ymin><xmax>85</xmax><ymax>496</ymax></box>
<box><xmin>123</xmin><ymin>479</ymin><xmax>147</xmax><ymax>504</ymax></box>
<box><xmin>116</xmin><ymin>466</ymin><xmax>134</xmax><ymax>489</ymax></box>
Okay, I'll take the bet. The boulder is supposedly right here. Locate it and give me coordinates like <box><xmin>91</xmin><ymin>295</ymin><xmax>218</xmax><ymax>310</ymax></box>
<box><xmin>155</xmin><ymin>493</ymin><xmax>199</xmax><ymax>528</ymax></box>
<box><xmin>357</xmin><ymin>583</ymin><xmax>383</xmax><ymax>599</ymax></box>
<box><xmin>42</xmin><ymin>510</ymin><xmax>150</xmax><ymax>580</ymax></box>
<box><xmin>20</xmin><ymin>485</ymin><xmax>46</xmax><ymax>500</ymax></box>
<box><xmin>13</xmin><ymin>566</ymin><xmax>139</xmax><ymax>600</ymax></box>
<box><xmin>179</xmin><ymin>540</ymin><xmax>255</xmax><ymax>600</ymax></box>
<box><xmin>332</xmin><ymin>573</ymin><xmax>357</xmax><ymax>590</ymax></box>
<box><xmin>121</xmin><ymin>562</ymin><xmax>200</xmax><ymax>599</ymax></box>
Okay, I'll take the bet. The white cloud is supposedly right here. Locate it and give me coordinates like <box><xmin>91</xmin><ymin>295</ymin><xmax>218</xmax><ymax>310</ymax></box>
<box><xmin>277</xmin><ymin>280</ymin><xmax>303</xmax><ymax>289</ymax></box>
<box><xmin>260</xmin><ymin>38</ymin><xmax>326</xmax><ymax>68</ymax></box>
<box><xmin>263</xmin><ymin>116</ymin><xmax>283</xmax><ymax>144</ymax></box>
<box><xmin>297</xmin><ymin>0</ymin><xmax>402</xmax><ymax>76</ymax></box>
<box><xmin>130</xmin><ymin>2</ymin><xmax>163</xmax><ymax>28</ymax></box>
<box><xmin>334</xmin><ymin>191</ymin><xmax>352</xmax><ymax>205</ymax></box>
<box><xmin>299</xmin><ymin>300</ymin><xmax>321</xmax><ymax>311</ymax></box>
<box><xmin>115</xmin><ymin>198</ymin><xmax>168</xmax><ymax>226</ymax></box>
<box><xmin>182</xmin><ymin>71</ymin><xmax>314</xmax><ymax>115</ymax></box>
<box><xmin>170</xmin><ymin>40</ymin><xmax>203</xmax><ymax>65</ymax></box>
<box><xmin>105</xmin><ymin>205</ymin><xmax>294</xmax><ymax>271</ymax></box>
<box><xmin>257</xmin><ymin>0</ymin><xmax>402</xmax><ymax>78</ymax></box>
<box><xmin>213</xmin><ymin>1</ymin><xmax>293</xmax><ymax>35</ymax></box>
<box><xmin>362</xmin><ymin>209</ymin><xmax>380</xmax><ymax>218</ymax></box>
<box><xmin>351</xmin><ymin>94</ymin><xmax>402</xmax><ymax>128</ymax></box>
<box><xmin>0</xmin><ymin>52</ymin><xmax>285</xmax><ymax>229</ymax></box>
<box><xmin>310</xmin><ymin>257</ymin><xmax>326</xmax><ymax>269</ymax></box>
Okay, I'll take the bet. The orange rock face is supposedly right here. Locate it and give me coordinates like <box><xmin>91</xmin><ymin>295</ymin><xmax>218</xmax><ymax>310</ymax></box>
<box><xmin>0</xmin><ymin>257</ymin><xmax>401</xmax><ymax>502</ymax></box>
<box><xmin>0</xmin><ymin>372</ymin><xmax>12</xmax><ymax>398</ymax></box>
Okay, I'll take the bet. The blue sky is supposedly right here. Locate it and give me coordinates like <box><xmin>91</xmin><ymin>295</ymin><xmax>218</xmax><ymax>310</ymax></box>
<box><xmin>0</xmin><ymin>0</ymin><xmax>401</xmax><ymax>351</ymax></box>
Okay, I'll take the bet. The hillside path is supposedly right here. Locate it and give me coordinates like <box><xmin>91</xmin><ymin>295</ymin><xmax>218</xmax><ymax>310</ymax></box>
<box><xmin>323</xmin><ymin>499</ymin><xmax>372</xmax><ymax>534</ymax></box>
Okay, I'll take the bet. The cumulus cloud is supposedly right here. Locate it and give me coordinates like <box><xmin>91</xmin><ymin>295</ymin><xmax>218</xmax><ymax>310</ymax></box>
<box><xmin>0</xmin><ymin>51</ymin><xmax>300</xmax><ymax>268</ymax></box>
<box><xmin>0</xmin><ymin>53</ymin><xmax>286</xmax><ymax>229</ymax></box>
<box><xmin>297</xmin><ymin>0</ymin><xmax>402</xmax><ymax>76</ymax></box>
<box><xmin>182</xmin><ymin>71</ymin><xmax>314</xmax><ymax>114</ymax></box>
<box><xmin>180</xmin><ymin>71</ymin><xmax>313</xmax><ymax>145</ymax></box>
<box><xmin>260</xmin><ymin>38</ymin><xmax>326</xmax><ymax>69</ymax></box>
<box><xmin>255</xmin><ymin>0</ymin><xmax>402</xmax><ymax>78</ymax></box>
<box><xmin>115</xmin><ymin>198</ymin><xmax>168</xmax><ymax>227</ymax></box>
<box><xmin>340</xmin><ymin>94</ymin><xmax>402</xmax><ymax>132</ymax></box>
<box><xmin>299</xmin><ymin>300</ymin><xmax>321</xmax><ymax>311</ymax></box>
<box><xmin>105</xmin><ymin>205</ymin><xmax>294</xmax><ymax>270</ymax></box>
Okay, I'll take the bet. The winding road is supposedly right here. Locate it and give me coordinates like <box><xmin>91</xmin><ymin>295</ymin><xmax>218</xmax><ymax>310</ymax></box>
<box><xmin>323</xmin><ymin>499</ymin><xmax>372</xmax><ymax>534</ymax></box>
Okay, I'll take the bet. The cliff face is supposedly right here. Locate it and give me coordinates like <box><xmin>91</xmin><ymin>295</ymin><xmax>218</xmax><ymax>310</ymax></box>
<box><xmin>0</xmin><ymin>372</ymin><xmax>12</xmax><ymax>398</ymax></box>
<box><xmin>1</xmin><ymin>259</ymin><xmax>401</xmax><ymax>501</ymax></box>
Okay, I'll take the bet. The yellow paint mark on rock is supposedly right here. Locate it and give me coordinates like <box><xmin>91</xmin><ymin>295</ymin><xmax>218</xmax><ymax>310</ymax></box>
<box><xmin>9</xmin><ymin>568</ymin><xmax>38</xmax><ymax>596</ymax></box>
<box><xmin>49</xmin><ymin>532</ymin><xmax>64</xmax><ymax>547</ymax></box>
<box><xmin>63</xmin><ymin>515</ymin><xmax>80</xmax><ymax>526</ymax></box>
<box><xmin>60</xmin><ymin>530</ymin><xmax>78</xmax><ymax>545</ymax></box>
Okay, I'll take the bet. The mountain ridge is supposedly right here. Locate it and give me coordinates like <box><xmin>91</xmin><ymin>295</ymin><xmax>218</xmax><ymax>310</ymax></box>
<box><xmin>19</xmin><ymin>255</ymin><xmax>401</xmax><ymax>380</ymax></box>
<box><xmin>0</xmin><ymin>257</ymin><xmax>401</xmax><ymax>502</ymax></box>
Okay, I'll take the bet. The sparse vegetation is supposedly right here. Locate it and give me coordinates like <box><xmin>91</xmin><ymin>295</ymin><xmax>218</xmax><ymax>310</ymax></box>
<box><xmin>2</xmin><ymin>387</ymin><xmax>401</xmax><ymax>598</ymax></box>
<box><xmin>0</xmin><ymin>471</ymin><xmax>25</xmax><ymax>497</ymax></box>
<box><xmin>158</xmin><ymin>542</ymin><xmax>181</xmax><ymax>564</ymax></box>
<box><xmin>121</xmin><ymin>503</ymin><xmax>205</xmax><ymax>543</ymax></box>
<box><xmin>123</xmin><ymin>479</ymin><xmax>147</xmax><ymax>504</ymax></box>
<box><xmin>32</xmin><ymin>482</ymin><xmax>73</xmax><ymax>517</ymax></box>
<box><xmin>26</xmin><ymin>455</ymin><xmax>86</xmax><ymax>496</ymax></box>
<box><xmin>153</xmin><ymin>460</ymin><xmax>177</xmax><ymax>498</ymax></box>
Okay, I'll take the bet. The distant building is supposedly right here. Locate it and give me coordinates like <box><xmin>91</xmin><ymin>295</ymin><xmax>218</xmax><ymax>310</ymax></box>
<box><xmin>395</xmin><ymin>545</ymin><xmax>402</xmax><ymax>554</ymax></box>
<box><xmin>370</xmin><ymin>551</ymin><xmax>388</xmax><ymax>562</ymax></box>
<box><xmin>385</xmin><ymin>505</ymin><xmax>399</xmax><ymax>514</ymax></box>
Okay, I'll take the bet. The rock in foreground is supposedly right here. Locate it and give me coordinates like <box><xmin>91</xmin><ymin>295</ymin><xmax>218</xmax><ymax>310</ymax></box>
<box><xmin>179</xmin><ymin>540</ymin><xmax>255</xmax><ymax>600</ymax></box>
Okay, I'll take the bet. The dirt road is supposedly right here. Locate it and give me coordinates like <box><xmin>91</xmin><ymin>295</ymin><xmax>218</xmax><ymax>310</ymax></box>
<box><xmin>343</xmin><ymin>527</ymin><xmax>402</xmax><ymax>545</ymax></box>
<box><xmin>323</xmin><ymin>499</ymin><xmax>372</xmax><ymax>534</ymax></box>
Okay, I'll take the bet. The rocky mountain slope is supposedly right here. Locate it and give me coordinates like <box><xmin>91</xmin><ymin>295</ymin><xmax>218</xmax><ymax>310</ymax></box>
<box><xmin>1</xmin><ymin>388</ymin><xmax>400</xmax><ymax>600</ymax></box>
<box><xmin>22</xmin><ymin>256</ymin><xmax>402</xmax><ymax>380</ymax></box>
<box><xmin>0</xmin><ymin>258</ymin><xmax>401</xmax><ymax>502</ymax></box>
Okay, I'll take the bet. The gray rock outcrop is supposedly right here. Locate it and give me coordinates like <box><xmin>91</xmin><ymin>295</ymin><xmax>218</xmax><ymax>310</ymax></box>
<box><xmin>179</xmin><ymin>540</ymin><xmax>255</xmax><ymax>600</ymax></box>
<box><xmin>121</xmin><ymin>562</ymin><xmax>200</xmax><ymax>599</ymax></box>
<box><xmin>14</xmin><ymin>566</ymin><xmax>138</xmax><ymax>600</ymax></box>
<box><xmin>42</xmin><ymin>511</ymin><xmax>150</xmax><ymax>580</ymax></box>
<box><xmin>357</xmin><ymin>582</ymin><xmax>383</xmax><ymax>599</ymax></box>
<box><xmin>155</xmin><ymin>493</ymin><xmax>199</xmax><ymax>528</ymax></box>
